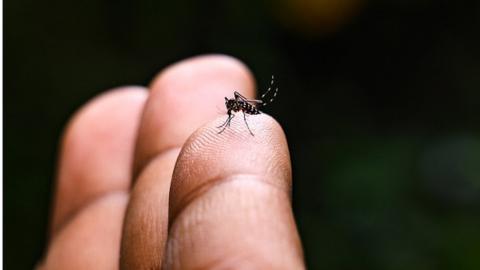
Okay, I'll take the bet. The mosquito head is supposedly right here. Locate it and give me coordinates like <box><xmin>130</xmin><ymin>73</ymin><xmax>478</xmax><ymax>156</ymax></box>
<box><xmin>225</xmin><ymin>97</ymin><xmax>236</xmax><ymax>109</ymax></box>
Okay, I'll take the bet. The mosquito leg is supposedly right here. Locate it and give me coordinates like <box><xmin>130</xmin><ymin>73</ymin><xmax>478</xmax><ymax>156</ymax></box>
<box><xmin>261</xmin><ymin>75</ymin><xmax>275</xmax><ymax>99</ymax></box>
<box><xmin>217</xmin><ymin>111</ymin><xmax>233</xmax><ymax>128</ymax></box>
<box><xmin>227</xmin><ymin>114</ymin><xmax>235</xmax><ymax>127</ymax></box>
<box><xmin>217</xmin><ymin>116</ymin><xmax>230</xmax><ymax>128</ymax></box>
<box><xmin>242</xmin><ymin>111</ymin><xmax>254</xmax><ymax>136</ymax></box>
<box><xmin>217</xmin><ymin>114</ymin><xmax>235</xmax><ymax>134</ymax></box>
<box><xmin>260</xmin><ymin>75</ymin><xmax>278</xmax><ymax>107</ymax></box>
<box><xmin>217</xmin><ymin>117</ymin><xmax>230</xmax><ymax>134</ymax></box>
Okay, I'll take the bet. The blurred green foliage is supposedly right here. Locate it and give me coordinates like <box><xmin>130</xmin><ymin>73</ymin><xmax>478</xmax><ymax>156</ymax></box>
<box><xmin>5</xmin><ymin>0</ymin><xmax>480</xmax><ymax>269</ymax></box>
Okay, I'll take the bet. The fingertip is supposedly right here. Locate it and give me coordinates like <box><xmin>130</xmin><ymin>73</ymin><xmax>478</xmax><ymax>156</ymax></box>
<box><xmin>165</xmin><ymin>114</ymin><xmax>304</xmax><ymax>269</ymax></box>
<box><xmin>169</xmin><ymin>113</ymin><xmax>292</xmax><ymax>223</ymax></box>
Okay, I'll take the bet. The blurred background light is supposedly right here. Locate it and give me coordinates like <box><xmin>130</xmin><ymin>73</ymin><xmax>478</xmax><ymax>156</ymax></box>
<box><xmin>274</xmin><ymin>0</ymin><xmax>365</xmax><ymax>36</ymax></box>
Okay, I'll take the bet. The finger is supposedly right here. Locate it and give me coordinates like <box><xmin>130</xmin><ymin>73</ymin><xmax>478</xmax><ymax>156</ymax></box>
<box><xmin>121</xmin><ymin>55</ymin><xmax>255</xmax><ymax>269</ymax></box>
<box><xmin>133</xmin><ymin>54</ymin><xmax>256</xmax><ymax>175</ymax></box>
<box><xmin>165</xmin><ymin>114</ymin><xmax>305</xmax><ymax>269</ymax></box>
<box><xmin>50</xmin><ymin>87</ymin><xmax>147</xmax><ymax>235</ymax></box>
<box><xmin>40</xmin><ymin>192</ymin><xmax>128</xmax><ymax>270</ymax></box>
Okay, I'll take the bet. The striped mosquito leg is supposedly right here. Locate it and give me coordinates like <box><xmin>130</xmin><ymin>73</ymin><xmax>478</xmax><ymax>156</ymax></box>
<box><xmin>261</xmin><ymin>75</ymin><xmax>275</xmax><ymax>100</ymax></box>
<box><xmin>260</xmin><ymin>75</ymin><xmax>278</xmax><ymax>107</ymax></box>
<box><xmin>217</xmin><ymin>114</ymin><xmax>235</xmax><ymax>134</ymax></box>
<box><xmin>242</xmin><ymin>111</ymin><xmax>254</xmax><ymax>136</ymax></box>
<box><xmin>265</xmin><ymin>87</ymin><xmax>278</xmax><ymax>105</ymax></box>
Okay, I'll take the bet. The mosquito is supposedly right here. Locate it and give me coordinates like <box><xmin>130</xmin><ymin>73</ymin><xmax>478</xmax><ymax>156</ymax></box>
<box><xmin>217</xmin><ymin>75</ymin><xmax>279</xmax><ymax>136</ymax></box>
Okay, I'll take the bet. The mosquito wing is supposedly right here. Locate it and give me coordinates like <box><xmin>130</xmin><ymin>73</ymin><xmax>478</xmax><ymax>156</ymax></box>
<box><xmin>234</xmin><ymin>91</ymin><xmax>263</xmax><ymax>104</ymax></box>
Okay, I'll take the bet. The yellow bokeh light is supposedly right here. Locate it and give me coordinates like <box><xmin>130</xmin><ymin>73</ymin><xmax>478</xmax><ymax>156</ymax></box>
<box><xmin>274</xmin><ymin>0</ymin><xmax>365</xmax><ymax>36</ymax></box>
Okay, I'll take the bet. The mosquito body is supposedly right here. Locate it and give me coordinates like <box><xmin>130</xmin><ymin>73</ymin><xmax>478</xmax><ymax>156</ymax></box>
<box><xmin>217</xmin><ymin>75</ymin><xmax>278</xmax><ymax>136</ymax></box>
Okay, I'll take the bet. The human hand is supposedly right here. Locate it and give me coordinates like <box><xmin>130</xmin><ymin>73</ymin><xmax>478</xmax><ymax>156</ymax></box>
<box><xmin>39</xmin><ymin>55</ymin><xmax>305</xmax><ymax>269</ymax></box>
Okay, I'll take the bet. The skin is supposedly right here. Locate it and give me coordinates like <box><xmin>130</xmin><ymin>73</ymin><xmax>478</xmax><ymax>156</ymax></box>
<box><xmin>39</xmin><ymin>55</ymin><xmax>305</xmax><ymax>270</ymax></box>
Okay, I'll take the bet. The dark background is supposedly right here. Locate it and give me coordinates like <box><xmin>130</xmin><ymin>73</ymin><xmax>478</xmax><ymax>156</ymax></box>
<box><xmin>5</xmin><ymin>0</ymin><xmax>480</xmax><ymax>269</ymax></box>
